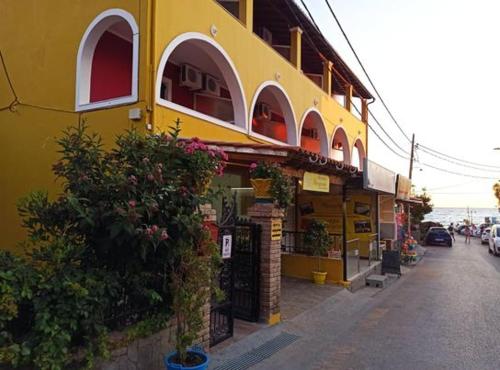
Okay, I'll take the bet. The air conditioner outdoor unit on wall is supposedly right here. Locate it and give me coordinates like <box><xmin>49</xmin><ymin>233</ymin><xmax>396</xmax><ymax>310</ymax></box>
<box><xmin>179</xmin><ymin>64</ymin><xmax>203</xmax><ymax>90</ymax></box>
<box><xmin>262</xmin><ymin>27</ymin><xmax>273</xmax><ymax>45</ymax></box>
<box><xmin>201</xmin><ymin>74</ymin><xmax>221</xmax><ymax>96</ymax></box>
<box><xmin>256</xmin><ymin>102</ymin><xmax>271</xmax><ymax>119</ymax></box>
<box><xmin>302</xmin><ymin>128</ymin><xmax>319</xmax><ymax>139</ymax></box>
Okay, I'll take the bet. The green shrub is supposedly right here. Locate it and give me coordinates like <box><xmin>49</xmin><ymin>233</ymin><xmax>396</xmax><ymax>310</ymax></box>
<box><xmin>1</xmin><ymin>120</ymin><xmax>225</xmax><ymax>369</ymax></box>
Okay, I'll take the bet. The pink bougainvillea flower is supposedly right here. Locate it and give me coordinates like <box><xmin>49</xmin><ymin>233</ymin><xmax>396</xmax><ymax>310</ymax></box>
<box><xmin>142</xmin><ymin>157</ymin><xmax>150</xmax><ymax>164</ymax></box>
<box><xmin>147</xmin><ymin>173</ymin><xmax>155</xmax><ymax>182</ymax></box>
<box><xmin>249</xmin><ymin>163</ymin><xmax>257</xmax><ymax>171</ymax></box>
<box><xmin>128</xmin><ymin>175</ymin><xmax>138</xmax><ymax>186</ymax></box>
<box><xmin>128</xmin><ymin>200</ymin><xmax>137</xmax><ymax>208</ymax></box>
<box><xmin>151</xmin><ymin>225</ymin><xmax>159</xmax><ymax>233</ymax></box>
<box><xmin>160</xmin><ymin>230</ymin><xmax>169</xmax><ymax>241</ymax></box>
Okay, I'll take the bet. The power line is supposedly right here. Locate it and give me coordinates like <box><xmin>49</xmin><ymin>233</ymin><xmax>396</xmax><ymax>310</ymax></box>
<box><xmin>417</xmin><ymin>143</ymin><xmax>500</xmax><ymax>170</ymax></box>
<box><xmin>417</xmin><ymin>145</ymin><xmax>500</xmax><ymax>173</ymax></box>
<box><xmin>322</xmin><ymin>0</ymin><xmax>412</xmax><ymax>143</ymax></box>
<box><xmin>416</xmin><ymin>159</ymin><xmax>499</xmax><ymax>180</ymax></box>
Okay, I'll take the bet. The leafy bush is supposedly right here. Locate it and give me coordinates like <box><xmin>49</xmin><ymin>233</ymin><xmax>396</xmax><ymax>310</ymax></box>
<box><xmin>249</xmin><ymin>161</ymin><xmax>293</xmax><ymax>209</ymax></box>
<box><xmin>304</xmin><ymin>220</ymin><xmax>333</xmax><ymax>272</ymax></box>
<box><xmin>1</xmin><ymin>120</ymin><xmax>225</xmax><ymax>369</ymax></box>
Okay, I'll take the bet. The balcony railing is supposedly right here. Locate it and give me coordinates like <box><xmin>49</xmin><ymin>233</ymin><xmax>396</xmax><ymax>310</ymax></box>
<box><xmin>281</xmin><ymin>230</ymin><xmax>342</xmax><ymax>256</ymax></box>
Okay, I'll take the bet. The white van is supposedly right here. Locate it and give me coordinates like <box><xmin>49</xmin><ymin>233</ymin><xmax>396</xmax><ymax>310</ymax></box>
<box><xmin>488</xmin><ymin>225</ymin><xmax>500</xmax><ymax>256</ymax></box>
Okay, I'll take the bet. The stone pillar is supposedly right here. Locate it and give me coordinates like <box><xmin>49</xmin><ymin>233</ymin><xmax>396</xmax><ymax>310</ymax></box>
<box><xmin>248</xmin><ymin>203</ymin><xmax>284</xmax><ymax>325</ymax></box>
<box><xmin>199</xmin><ymin>203</ymin><xmax>218</xmax><ymax>351</ymax></box>
<box><xmin>239</xmin><ymin>0</ymin><xmax>254</xmax><ymax>32</ymax></box>
<box><xmin>289</xmin><ymin>26</ymin><xmax>303</xmax><ymax>70</ymax></box>
<box><xmin>322</xmin><ymin>60</ymin><xmax>332</xmax><ymax>95</ymax></box>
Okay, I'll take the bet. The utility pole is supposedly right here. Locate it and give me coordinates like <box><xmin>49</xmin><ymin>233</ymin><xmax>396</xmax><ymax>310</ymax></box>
<box><xmin>409</xmin><ymin>134</ymin><xmax>415</xmax><ymax>180</ymax></box>
<box><xmin>408</xmin><ymin>134</ymin><xmax>415</xmax><ymax>238</ymax></box>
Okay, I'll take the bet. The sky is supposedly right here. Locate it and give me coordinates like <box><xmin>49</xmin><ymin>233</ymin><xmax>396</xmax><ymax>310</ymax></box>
<box><xmin>300</xmin><ymin>0</ymin><xmax>500</xmax><ymax>208</ymax></box>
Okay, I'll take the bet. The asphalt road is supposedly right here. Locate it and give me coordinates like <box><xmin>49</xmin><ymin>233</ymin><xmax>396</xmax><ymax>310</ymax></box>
<box><xmin>251</xmin><ymin>235</ymin><xmax>500</xmax><ymax>370</ymax></box>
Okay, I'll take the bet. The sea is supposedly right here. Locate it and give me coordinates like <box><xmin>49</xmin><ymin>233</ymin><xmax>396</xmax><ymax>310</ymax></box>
<box><xmin>424</xmin><ymin>207</ymin><xmax>500</xmax><ymax>225</ymax></box>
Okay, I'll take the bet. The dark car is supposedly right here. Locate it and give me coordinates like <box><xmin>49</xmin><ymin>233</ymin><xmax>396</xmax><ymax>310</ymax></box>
<box><xmin>424</xmin><ymin>227</ymin><xmax>453</xmax><ymax>247</ymax></box>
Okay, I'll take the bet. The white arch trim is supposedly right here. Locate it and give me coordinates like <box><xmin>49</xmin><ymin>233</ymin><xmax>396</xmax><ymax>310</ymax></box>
<box><xmin>298</xmin><ymin>107</ymin><xmax>329</xmax><ymax>157</ymax></box>
<box><xmin>156</xmin><ymin>32</ymin><xmax>248</xmax><ymax>134</ymax></box>
<box><xmin>75</xmin><ymin>9</ymin><xmax>139</xmax><ymax>111</ymax></box>
<box><xmin>352</xmin><ymin>137</ymin><xmax>366</xmax><ymax>170</ymax></box>
<box><xmin>330</xmin><ymin>125</ymin><xmax>351</xmax><ymax>165</ymax></box>
<box><xmin>248</xmin><ymin>80</ymin><xmax>298</xmax><ymax>146</ymax></box>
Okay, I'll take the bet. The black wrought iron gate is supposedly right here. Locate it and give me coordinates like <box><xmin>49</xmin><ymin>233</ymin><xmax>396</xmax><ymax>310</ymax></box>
<box><xmin>233</xmin><ymin>221</ymin><xmax>261</xmax><ymax>322</ymax></box>
<box><xmin>209</xmin><ymin>197</ymin><xmax>261</xmax><ymax>347</ymax></box>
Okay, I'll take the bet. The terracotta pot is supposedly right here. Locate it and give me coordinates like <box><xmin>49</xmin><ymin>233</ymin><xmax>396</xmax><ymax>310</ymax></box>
<box><xmin>250</xmin><ymin>178</ymin><xmax>272</xmax><ymax>199</ymax></box>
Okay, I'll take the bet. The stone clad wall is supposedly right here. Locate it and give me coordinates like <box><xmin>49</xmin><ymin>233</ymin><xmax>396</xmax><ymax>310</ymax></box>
<box><xmin>96</xmin><ymin>321</ymin><xmax>176</xmax><ymax>370</ymax></box>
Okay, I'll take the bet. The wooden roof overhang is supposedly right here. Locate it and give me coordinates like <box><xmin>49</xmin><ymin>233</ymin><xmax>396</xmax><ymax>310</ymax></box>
<box><xmin>253</xmin><ymin>0</ymin><xmax>373</xmax><ymax>99</ymax></box>
<box><xmin>206</xmin><ymin>141</ymin><xmax>361</xmax><ymax>185</ymax></box>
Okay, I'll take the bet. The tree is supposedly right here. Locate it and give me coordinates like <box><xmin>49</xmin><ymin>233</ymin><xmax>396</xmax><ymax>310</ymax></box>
<box><xmin>411</xmin><ymin>190</ymin><xmax>433</xmax><ymax>224</ymax></box>
<box><xmin>493</xmin><ymin>182</ymin><xmax>500</xmax><ymax>206</ymax></box>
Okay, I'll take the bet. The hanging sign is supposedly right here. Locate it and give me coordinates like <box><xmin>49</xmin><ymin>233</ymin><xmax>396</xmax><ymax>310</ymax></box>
<box><xmin>363</xmin><ymin>159</ymin><xmax>396</xmax><ymax>194</ymax></box>
<box><xmin>271</xmin><ymin>220</ymin><xmax>282</xmax><ymax>241</ymax></box>
<box><xmin>396</xmin><ymin>175</ymin><xmax>412</xmax><ymax>200</ymax></box>
<box><xmin>222</xmin><ymin>235</ymin><xmax>232</xmax><ymax>259</ymax></box>
<box><xmin>303</xmin><ymin>171</ymin><xmax>330</xmax><ymax>193</ymax></box>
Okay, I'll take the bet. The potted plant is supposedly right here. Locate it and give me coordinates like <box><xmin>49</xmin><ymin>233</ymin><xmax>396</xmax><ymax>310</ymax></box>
<box><xmin>249</xmin><ymin>162</ymin><xmax>292</xmax><ymax>209</ymax></box>
<box><xmin>304</xmin><ymin>219</ymin><xmax>333</xmax><ymax>285</ymax></box>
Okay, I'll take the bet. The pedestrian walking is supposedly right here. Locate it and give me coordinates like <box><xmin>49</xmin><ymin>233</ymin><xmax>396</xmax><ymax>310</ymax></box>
<box><xmin>448</xmin><ymin>223</ymin><xmax>455</xmax><ymax>242</ymax></box>
<box><xmin>464</xmin><ymin>225</ymin><xmax>471</xmax><ymax>244</ymax></box>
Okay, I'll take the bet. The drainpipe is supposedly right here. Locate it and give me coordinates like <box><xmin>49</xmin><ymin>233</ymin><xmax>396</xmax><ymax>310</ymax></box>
<box><xmin>342</xmin><ymin>184</ymin><xmax>348</xmax><ymax>282</ymax></box>
<box><xmin>147</xmin><ymin>0</ymin><xmax>156</xmax><ymax>131</ymax></box>
<box><xmin>376</xmin><ymin>193</ymin><xmax>380</xmax><ymax>261</ymax></box>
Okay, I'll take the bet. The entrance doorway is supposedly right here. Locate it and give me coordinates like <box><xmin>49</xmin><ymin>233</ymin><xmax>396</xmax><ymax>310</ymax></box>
<box><xmin>210</xmin><ymin>198</ymin><xmax>262</xmax><ymax>347</ymax></box>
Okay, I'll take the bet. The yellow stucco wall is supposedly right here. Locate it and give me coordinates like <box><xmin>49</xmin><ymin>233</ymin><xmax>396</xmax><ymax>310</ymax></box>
<box><xmin>0</xmin><ymin>1</ymin><xmax>150</xmax><ymax>251</ymax></box>
<box><xmin>153</xmin><ymin>0</ymin><xmax>367</xmax><ymax>150</ymax></box>
<box><xmin>0</xmin><ymin>0</ymin><xmax>368</xmax><ymax>251</ymax></box>
<box><xmin>282</xmin><ymin>254</ymin><xmax>343</xmax><ymax>284</ymax></box>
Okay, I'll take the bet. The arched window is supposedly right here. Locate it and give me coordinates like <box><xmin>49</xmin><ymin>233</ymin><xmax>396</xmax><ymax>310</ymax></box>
<box><xmin>299</xmin><ymin>109</ymin><xmax>328</xmax><ymax>156</ymax></box>
<box><xmin>156</xmin><ymin>33</ymin><xmax>247</xmax><ymax>131</ymax></box>
<box><xmin>331</xmin><ymin>126</ymin><xmax>351</xmax><ymax>164</ymax></box>
<box><xmin>75</xmin><ymin>9</ymin><xmax>139</xmax><ymax>111</ymax></box>
<box><xmin>352</xmin><ymin>139</ymin><xmax>366</xmax><ymax>170</ymax></box>
<box><xmin>250</xmin><ymin>82</ymin><xmax>297</xmax><ymax>145</ymax></box>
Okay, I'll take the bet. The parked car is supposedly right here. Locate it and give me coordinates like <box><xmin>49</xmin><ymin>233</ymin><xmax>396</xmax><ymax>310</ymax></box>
<box><xmin>481</xmin><ymin>228</ymin><xmax>491</xmax><ymax>244</ymax></box>
<box><xmin>424</xmin><ymin>227</ymin><xmax>453</xmax><ymax>247</ymax></box>
<box><xmin>489</xmin><ymin>225</ymin><xmax>500</xmax><ymax>256</ymax></box>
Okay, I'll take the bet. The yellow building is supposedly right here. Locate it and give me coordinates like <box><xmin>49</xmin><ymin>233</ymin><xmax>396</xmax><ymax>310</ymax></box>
<box><xmin>0</xmin><ymin>0</ymin><xmax>372</xmax><ymax>252</ymax></box>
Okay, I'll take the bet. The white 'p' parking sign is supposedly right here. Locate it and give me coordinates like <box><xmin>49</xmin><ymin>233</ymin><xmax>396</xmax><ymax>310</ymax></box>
<box><xmin>222</xmin><ymin>235</ymin><xmax>232</xmax><ymax>259</ymax></box>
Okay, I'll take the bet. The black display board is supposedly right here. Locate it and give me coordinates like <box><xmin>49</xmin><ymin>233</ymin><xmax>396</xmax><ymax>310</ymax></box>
<box><xmin>382</xmin><ymin>250</ymin><xmax>401</xmax><ymax>275</ymax></box>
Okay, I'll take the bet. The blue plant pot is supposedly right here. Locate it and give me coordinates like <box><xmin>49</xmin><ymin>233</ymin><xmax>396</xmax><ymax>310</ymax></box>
<box><xmin>164</xmin><ymin>350</ymin><xmax>209</xmax><ymax>370</ymax></box>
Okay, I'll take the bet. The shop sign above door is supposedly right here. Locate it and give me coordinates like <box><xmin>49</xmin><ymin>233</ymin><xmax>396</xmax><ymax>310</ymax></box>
<box><xmin>303</xmin><ymin>171</ymin><xmax>330</xmax><ymax>193</ymax></box>
<box><xmin>363</xmin><ymin>159</ymin><xmax>396</xmax><ymax>194</ymax></box>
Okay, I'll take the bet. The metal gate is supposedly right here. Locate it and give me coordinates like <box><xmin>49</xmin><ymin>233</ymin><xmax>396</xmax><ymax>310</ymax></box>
<box><xmin>233</xmin><ymin>221</ymin><xmax>261</xmax><ymax>322</ymax></box>
<box><xmin>209</xmin><ymin>196</ymin><xmax>261</xmax><ymax>347</ymax></box>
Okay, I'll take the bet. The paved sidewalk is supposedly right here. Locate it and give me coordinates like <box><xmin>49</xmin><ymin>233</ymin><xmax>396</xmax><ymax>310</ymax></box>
<box><xmin>210</xmin><ymin>267</ymin><xmax>413</xmax><ymax>370</ymax></box>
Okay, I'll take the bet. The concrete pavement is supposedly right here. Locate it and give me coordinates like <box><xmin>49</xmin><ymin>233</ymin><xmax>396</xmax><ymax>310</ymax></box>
<box><xmin>211</xmin><ymin>235</ymin><xmax>500</xmax><ymax>369</ymax></box>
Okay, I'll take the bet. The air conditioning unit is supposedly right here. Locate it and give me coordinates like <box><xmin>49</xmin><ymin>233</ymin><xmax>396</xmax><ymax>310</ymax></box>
<box><xmin>255</xmin><ymin>102</ymin><xmax>271</xmax><ymax>119</ymax></box>
<box><xmin>179</xmin><ymin>64</ymin><xmax>202</xmax><ymax>90</ymax></box>
<box><xmin>262</xmin><ymin>27</ymin><xmax>273</xmax><ymax>45</ymax></box>
<box><xmin>201</xmin><ymin>74</ymin><xmax>220</xmax><ymax>96</ymax></box>
<box><xmin>302</xmin><ymin>128</ymin><xmax>318</xmax><ymax>139</ymax></box>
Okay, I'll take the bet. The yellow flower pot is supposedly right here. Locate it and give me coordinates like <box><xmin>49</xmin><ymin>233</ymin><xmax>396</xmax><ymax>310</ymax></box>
<box><xmin>250</xmin><ymin>178</ymin><xmax>272</xmax><ymax>199</ymax></box>
<box><xmin>312</xmin><ymin>271</ymin><xmax>327</xmax><ymax>285</ymax></box>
